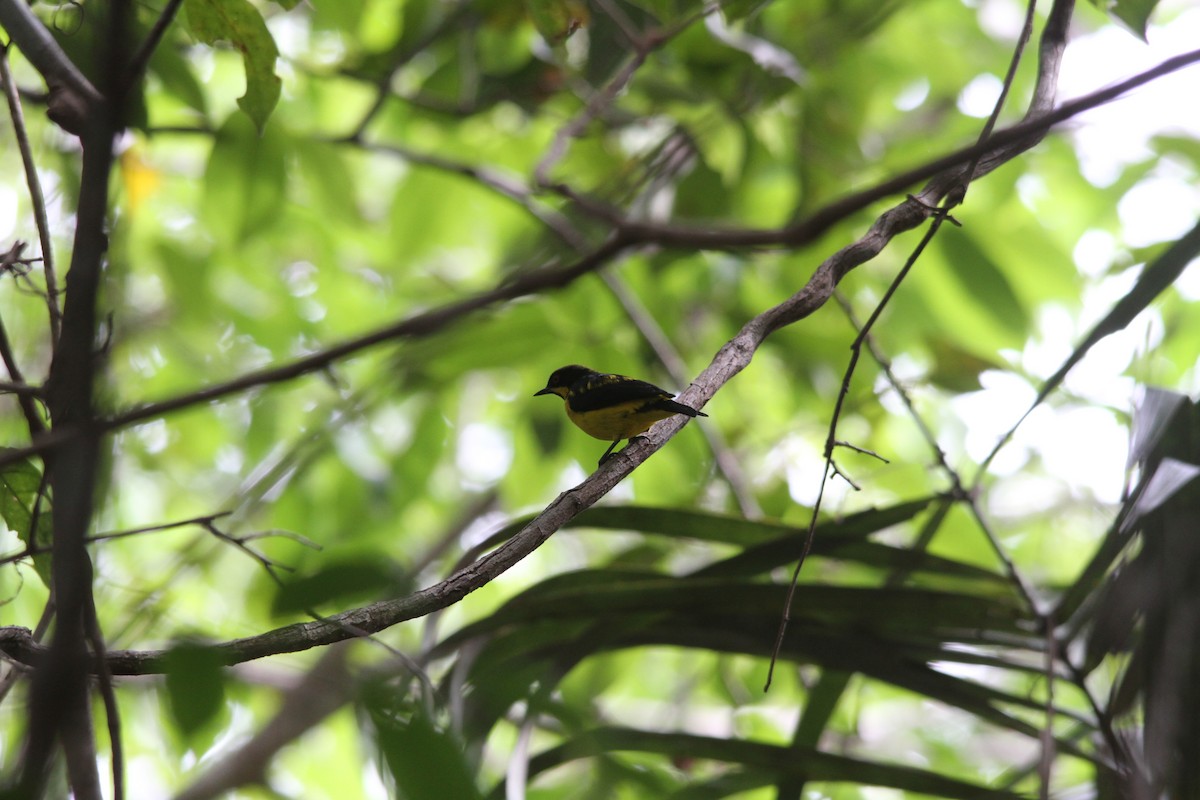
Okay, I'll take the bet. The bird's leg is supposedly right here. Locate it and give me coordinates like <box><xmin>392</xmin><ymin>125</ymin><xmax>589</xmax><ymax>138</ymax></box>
<box><xmin>598</xmin><ymin>439</ymin><xmax>622</xmax><ymax>465</ymax></box>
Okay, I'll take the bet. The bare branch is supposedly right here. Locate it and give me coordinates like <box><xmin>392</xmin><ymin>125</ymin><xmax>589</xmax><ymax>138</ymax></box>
<box><xmin>0</xmin><ymin>0</ymin><xmax>103</xmax><ymax>106</ymax></box>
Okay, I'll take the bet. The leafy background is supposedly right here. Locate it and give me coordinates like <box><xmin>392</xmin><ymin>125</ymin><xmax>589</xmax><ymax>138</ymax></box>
<box><xmin>1</xmin><ymin>0</ymin><xmax>1199</xmax><ymax>797</ymax></box>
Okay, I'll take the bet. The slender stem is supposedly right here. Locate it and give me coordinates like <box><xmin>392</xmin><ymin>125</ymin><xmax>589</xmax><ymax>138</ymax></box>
<box><xmin>122</xmin><ymin>0</ymin><xmax>185</xmax><ymax>95</ymax></box>
<box><xmin>0</xmin><ymin>45</ymin><xmax>61</xmax><ymax>341</ymax></box>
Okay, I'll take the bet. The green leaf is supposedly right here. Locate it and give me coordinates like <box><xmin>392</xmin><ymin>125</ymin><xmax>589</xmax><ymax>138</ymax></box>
<box><xmin>474</xmin><ymin>499</ymin><xmax>933</xmax><ymax>555</ymax></box>
<box><xmin>938</xmin><ymin>228</ymin><xmax>1028</xmax><ymax>342</ymax></box>
<box><xmin>926</xmin><ymin>337</ymin><xmax>1006</xmax><ymax>392</ymax></box>
<box><xmin>162</xmin><ymin>640</ymin><xmax>227</xmax><ymax>741</ymax></box>
<box><xmin>185</xmin><ymin>0</ymin><xmax>282</xmax><ymax>132</ymax></box>
<box><xmin>148</xmin><ymin>35</ymin><xmax>210</xmax><ymax>117</ymax></box>
<box><xmin>789</xmin><ymin>669</ymin><xmax>851</xmax><ymax>748</ymax></box>
<box><xmin>202</xmin><ymin>112</ymin><xmax>288</xmax><ymax>244</ymax></box>
<box><xmin>510</xmin><ymin>727</ymin><xmax>1024</xmax><ymax>800</ymax></box>
<box><xmin>271</xmin><ymin>557</ymin><xmax>410</xmax><ymax>616</ymax></box>
<box><xmin>1037</xmin><ymin>220</ymin><xmax>1200</xmax><ymax>404</ymax></box>
<box><xmin>675</xmin><ymin>160</ymin><xmax>731</xmax><ymax>219</ymax></box>
<box><xmin>446</xmin><ymin>586</ymin><xmax>1088</xmax><ymax>757</ymax></box>
<box><xmin>0</xmin><ymin>452</ymin><xmax>52</xmax><ymax>587</ymax></box>
<box><xmin>441</xmin><ymin>573</ymin><xmax>1028</xmax><ymax>660</ymax></box>
<box><xmin>1100</xmin><ymin>0</ymin><xmax>1160</xmax><ymax>40</ymax></box>
<box><xmin>365</xmin><ymin>688</ymin><xmax>484</xmax><ymax>800</ymax></box>
<box><xmin>358</xmin><ymin>0</ymin><xmax>406</xmax><ymax>53</ymax></box>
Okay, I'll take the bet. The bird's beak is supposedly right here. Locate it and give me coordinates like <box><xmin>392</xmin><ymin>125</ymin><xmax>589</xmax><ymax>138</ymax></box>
<box><xmin>533</xmin><ymin>387</ymin><xmax>552</xmax><ymax>397</ymax></box>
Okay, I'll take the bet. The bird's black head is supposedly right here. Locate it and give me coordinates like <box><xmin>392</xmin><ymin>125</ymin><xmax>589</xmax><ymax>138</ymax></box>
<box><xmin>534</xmin><ymin>364</ymin><xmax>594</xmax><ymax>397</ymax></box>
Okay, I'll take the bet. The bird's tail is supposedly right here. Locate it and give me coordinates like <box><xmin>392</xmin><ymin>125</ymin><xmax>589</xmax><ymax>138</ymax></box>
<box><xmin>657</xmin><ymin>399</ymin><xmax>706</xmax><ymax>418</ymax></box>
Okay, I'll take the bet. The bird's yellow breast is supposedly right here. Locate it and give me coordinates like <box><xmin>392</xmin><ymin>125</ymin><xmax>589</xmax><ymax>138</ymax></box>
<box><xmin>564</xmin><ymin>399</ymin><xmax>676</xmax><ymax>441</ymax></box>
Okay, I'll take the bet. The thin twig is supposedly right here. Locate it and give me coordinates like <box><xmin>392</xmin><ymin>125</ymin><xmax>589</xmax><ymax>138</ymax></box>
<box><xmin>534</xmin><ymin>49</ymin><xmax>650</xmax><ymax>187</ymax></box>
<box><xmin>347</xmin><ymin>0</ymin><xmax>474</xmax><ymax>140</ymax></box>
<box><xmin>0</xmin><ymin>380</ymin><xmax>42</xmax><ymax>395</ymax></box>
<box><xmin>834</xmin><ymin>292</ymin><xmax>960</xmax><ymax>484</ymax></box>
<box><xmin>764</xmin><ymin>208</ymin><xmax>958</xmax><ymax>691</ymax></box>
<box><xmin>85</xmin><ymin>592</ymin><xmax>123</xmax><ymax>800</ymax></box>
<box><xmin>0</xmin><ymin>46</ymin><xmax>61</xmax><ymax>341</ymax></box>
<box><xmin>967</xmin><ymin>497</ymin><xmax>1038</xmax><ymax>601</ymax></box>
<box><xmin>0</xmin><ymin>512</ymin><xmax>238</xmax><ymax>567</ymax></box>
<box><xmin>827</xmin><ymin>459</ymin><xmax>861</xmax><ymax>491</ymax></box>
<box><xmin>836</xmin><ymin>290</ymin><xmax>1037</xmax><ymax>613</ymax></box>
<box><xmin>762</xmin><ymin>0</ymin><xmax>1067</xmax><ymax>691</ymax></box>
<box><xmin>531</xmin><ymin>4</ymin><xmax>708</xmax><ymax>188</ymax></box>
<box><xmin>122</xmin><ymin>0</ymin><xmax>185</xmax><ymax>96</ymax></box>
<box><xmin>199</xmin><ymin>518</ymin><xmax>310</xmax><ymax>584</ymax></box>
<box><xmin>954</xmin><ymin>0</ymin><xmax>1040</xmax><ymax>203</ymax></box>
<box><xmin>93</xmin><ymin>512</ymin><xmax>234</xmax><ymax>542</ymax></box>
<box><xmin>833</xmin><ymin>291</ymin><xmax>1045</xmax><ymax>601</ymax></box>
<box><xmin>833</xmin><ymin>440</ymin><xmax>889</xmax><ymax>462</ymax></box>
<box><xmin>1064</xmin><ymin>656</ymin><xmax>1135</xmax><ymax>786</ymax></box>
<box><xmin>592</xmin><ymin>0</ymin><xmax>645</xmax><ymax>49</ymax></box>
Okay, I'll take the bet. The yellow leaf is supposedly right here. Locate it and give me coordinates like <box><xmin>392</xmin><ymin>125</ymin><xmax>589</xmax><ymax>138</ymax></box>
<box><xmin>120</xmin><ymin>146</ymin><xmax>162</xmax><ymax>215</ymax></box>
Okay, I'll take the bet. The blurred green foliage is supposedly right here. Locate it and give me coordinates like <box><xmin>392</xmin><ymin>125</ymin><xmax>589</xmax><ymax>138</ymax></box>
<box><xmin>1</xmin><ymin>0</ymin><xmax>1197</xmax><ymax>796</ymax></box>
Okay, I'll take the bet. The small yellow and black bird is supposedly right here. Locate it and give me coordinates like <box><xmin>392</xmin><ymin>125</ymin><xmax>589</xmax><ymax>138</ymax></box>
<box><xmin>534</xmin><ymin>365</ymin><xmax>707</xmax><ymax>465</ymax></box>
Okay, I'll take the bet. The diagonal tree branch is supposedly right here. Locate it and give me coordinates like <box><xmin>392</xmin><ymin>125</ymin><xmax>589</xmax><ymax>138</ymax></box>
<box><xmin>0</xmin><ymin>0</ymin><xmax>102</xmax><ymax>135</ymax></box>
<box><xmin>0</xmin><ymin>0</ymin><xmax>102</xmax><ymax>104</ymax></box>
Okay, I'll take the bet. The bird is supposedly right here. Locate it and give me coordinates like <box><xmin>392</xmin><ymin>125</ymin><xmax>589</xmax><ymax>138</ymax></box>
<box><xmin>534</xmin><ymin>365</ymin><xmax>707</xmax><ymax>465</ymax></box>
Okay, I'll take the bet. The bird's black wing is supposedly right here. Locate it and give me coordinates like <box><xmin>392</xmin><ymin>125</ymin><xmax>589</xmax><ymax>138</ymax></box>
<box><xmin>567</xmin><ymin>374</ymin><xmax>672</xmax><ymax>412</ymax></box>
